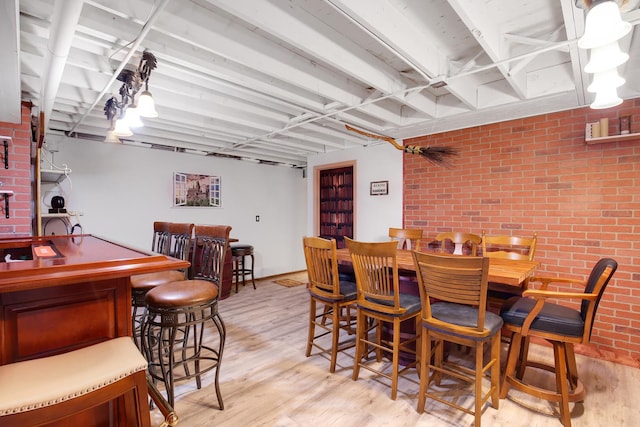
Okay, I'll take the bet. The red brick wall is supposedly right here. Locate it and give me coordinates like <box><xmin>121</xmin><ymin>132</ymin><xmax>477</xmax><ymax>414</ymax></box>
<box><xmin>0</xmin><ymin>104</ymin><xmax>34</xmax><ymax>237</ymax></box>
<box><xmin>404</xmin><ymin>98</ymin><xmax>640</xmax><ymax>363</ymax></box>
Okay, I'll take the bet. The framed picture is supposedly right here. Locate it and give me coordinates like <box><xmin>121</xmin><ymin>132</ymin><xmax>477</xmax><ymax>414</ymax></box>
<box><xmin>174</xmin><ymin>172</ymin><xmax>222</xmax><ymax>207</ymax></box>
<box><xmin>370</xmin><ymin>180</ymin><xmax>388</xmax><ymax>196</ymax></box>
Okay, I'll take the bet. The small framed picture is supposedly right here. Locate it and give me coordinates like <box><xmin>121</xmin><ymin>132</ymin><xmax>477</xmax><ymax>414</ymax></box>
<box><xmin>370</xmin><ymin>180</ymin><xmax>389</xmax><ymax>196</ymax></box>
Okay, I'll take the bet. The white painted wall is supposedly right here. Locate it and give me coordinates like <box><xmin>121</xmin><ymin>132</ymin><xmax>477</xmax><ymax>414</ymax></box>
<box><xmin>44</xmin><ymin>138</ymin><xmax>308</xmax><ymax>277</ymax></box>
<box><xmin>41</xmin><ymin>137</ymin><xmax>403</xmax><ymax>277</ymax></box>
<box><xmin>306</xmin><ymin>141</ymin><xmax>404</xmax><ymax>242</ymax></box>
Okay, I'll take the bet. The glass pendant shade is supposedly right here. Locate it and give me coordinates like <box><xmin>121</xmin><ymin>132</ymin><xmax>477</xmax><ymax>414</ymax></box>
<box><xmin>590</xmin><ymin>86</ymin><xmax>622</xmax><ymax>109</ymax></box>
<box><xmin>578</xmin><ymin>1</ymin><xmax>632</xmax><ymax>49</ymax></box>
<box><xmin>137</xmin><ymin>91</ymin><xmax>158</xmax><ymax>118</ymax></box>
<box><xmin>587</xmin><ymin>68</ymin><xmax>625</xmax><ymax>93</ymax></box>
<box><xmin>584</xmin><ymin>41</ymin><xmax>629</xmax><ymax>73</ymax></box>
<box><xmin>124</xmin><ymin>106</ymin><xmax>144</xmax><ymax>128</ymax></box>
<box><xmin>104</xmin><ymin>130</ymin><xmax>122</xmax><ymax>144</ymax></box>
<box><xmin>114</xmin><ymin>118</ymin><xmax>133</xmax><ymax>137</ymax></box>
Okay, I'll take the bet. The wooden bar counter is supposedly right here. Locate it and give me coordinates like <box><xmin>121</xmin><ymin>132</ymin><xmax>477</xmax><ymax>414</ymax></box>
<box><xmin>0</xmin><ymin>234</ymin><xmax>190</xmax><ymax>365</ymax></box>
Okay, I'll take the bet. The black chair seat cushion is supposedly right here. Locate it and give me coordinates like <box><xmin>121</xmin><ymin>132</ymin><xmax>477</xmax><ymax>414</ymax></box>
<box><xmin>427</xmin><ymin>302</ymin><xmax>503</xmax><ymax>340</ymax></box>
<box><xmin>312</xmin><ymin>280</ymin><xmax>358</xmax><ymax>302</ymax></box>
<box><xmin>231</xmin><ymin>243</ymin><xmax>254</xmax><ymax>258</ymax></box>
<box><xmin>361</xmin><ymin>293</ymin><xmax>422</xmax><ymax>317</ymax></box>
<box><xmin>500</xmin><ymin>297</ymin><xmax>585</xmax><ymax>338</ymax></box>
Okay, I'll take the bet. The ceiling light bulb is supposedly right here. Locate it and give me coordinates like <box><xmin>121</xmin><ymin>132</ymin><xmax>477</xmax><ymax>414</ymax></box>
<box><xmin>137</xmin><ymin>91</ymin><xmax>158</xmax><ymax>118</ymax></box>
<box><xmin>104</xmin><ymin>130</ymin><xmax>122</xmax><ymax>144</ymax></box>
<box><xmin>587</xmin><ymin>69</ymin><xmax>625</xmax><ymax>93</ymax></box>
<box><xmin>578</xmin><ymin>1</ymin><xmax>632</xmax><ymax>49</ymax></box>
<box><xmin>590</xmin><ymin>86</ymin><xmax>622</xmax><ymax>109</ymax></box>
<box><xmin>124</xmin><ymin>106</ymin><xmax>144</xmax><ymax>128</ymax></box>
<box><xmin>114</xmin><ymin>118</ymin><xmax>133</xmax><ymax>137</ymax></box>
<box><xmin>584</xmin><ymin>41</ymin><xmax>629</xmax><ymax>73</ymax></box>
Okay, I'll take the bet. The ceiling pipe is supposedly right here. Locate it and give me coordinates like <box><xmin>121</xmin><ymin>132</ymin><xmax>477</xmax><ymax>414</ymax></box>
<box><xmin>67</xmin><ymin>0</ymin><xmax>171</xmax><ymax>136</ymax></box>
<box><xmin>40</xmin><ymin>0</ymin><xmax>85</xmax><ymax>133</ymax></box>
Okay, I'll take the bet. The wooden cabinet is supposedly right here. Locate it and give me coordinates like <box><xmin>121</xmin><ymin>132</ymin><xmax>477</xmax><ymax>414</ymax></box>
<box><xmin>0</xmin><ymin>234</ymin><xmax>188</xmax><ymax>425</ymax></box>
<box><xmin>318</xmin><ymin>166</ymin><xmax>353</xmax><ymax>248</ymax></box>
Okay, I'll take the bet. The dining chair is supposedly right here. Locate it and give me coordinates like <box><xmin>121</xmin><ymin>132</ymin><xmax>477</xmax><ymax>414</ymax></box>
<box><xmin>500</xmin><ymin>258</ymin><xmax>617</xmax><ymax>427</ymax></box>
<box><xmin>302</xmin><ymin>236</ymin><xmax>357</xmax><ymax>373</ymax></box>
<box><xmin>481</xmin><ymin>230</ymin><xmax>538</xmax><ymax>312</ymax></box>
<box><xmin>412</xmin><ymin>251</ymin><xmax>501</xmax><ymax>427</ymax></box>
<box><xmin>434</xmin><ymin>231</ymin><xmax>482</xmax><ymax>255</ymax></box>
<box><xmin>389</xmin><ymin>227</ymin><xmax>423</xmax><ymax>251</ymax></box>
<box><xmin>345</xmin><ymin>237</ymin><xmax>422</xmax><ymax>400</ymax></box>
<box><xmin>130</xmin><ymin>222</ymin><xmax>194</xmax><ymax>349</ymax></box>
<box><xmin>481</xmin><ymin>230</ymin><xmax>537</xmax><ymax>261</ymax></box>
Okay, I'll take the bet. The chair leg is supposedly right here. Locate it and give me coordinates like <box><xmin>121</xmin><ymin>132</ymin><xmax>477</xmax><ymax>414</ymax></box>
<box><xmin>211</xmin><ymin>312</ymin><xmax>226</xmax><ymax>410</ymax></box>
<box><xmin>306</xmin><ymin>298</ymin><xmax>316</xmax><ymax>357</ymax></box>
<box><xmin>417</xmin><ymin>325</ymin><xmax>430</xmax><ymax>413</ymax></box>
<box><xmin>375</xmin><ymin>319</ymin><xmax>383</xmax><ymax>362</ymax></box>
<box><xmin>565</xmin><ymin>344</ymin><xmax>580</xmax><ymax>392</ymax></box>
<box><xmin>500</xmin><ymin>332</ymin><xmax>523</xmax><ymax>399</ymax></box>
<box><xmin>516</xmin><ymin>336</ymin><xmax>530</xmax><ymax>380</ymax></box>
<box><xmin>490</xmin><ymin>333</ymin><xmax>501</xmax><ymax>408</ymax></box>
<box><xmin>330</xmin><ymin>302</ymin><xmax>340</xmax><ymax>373</ymax></box>
<box><xmin>475</xmin><ymin>341</ymin><xmax>483</xmax><ymax>427</ymax></box>
<box><xmin>390</xmin><ymin>317</ymin><xmax>401</xmax><ymax>400</ymax></box>
<box><xmin>433</xmin><ymin>339</ymin><xmax>444</xmax><ymax>386</ymax></box>
<box><xmin>554</xmin><ymin>342</ymin><xmax>572</xmax><ymax>427</ymax></box>
<box><xmin>234</xmin><ymin>257</ymin><xmax>240</xmax><ymax>293</ymax></box>
<box><xmin>249</xmin><ymin>253</ymin><xmax>256</xmax><ymax>289</ymax></box>
<box><xmin>352</xmin><ymin>309</ymin><xmax>365</xmax><ymax>381</ymax></box>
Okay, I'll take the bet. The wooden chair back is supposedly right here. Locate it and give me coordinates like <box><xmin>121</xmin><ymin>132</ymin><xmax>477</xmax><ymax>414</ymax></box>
<box><xmin>388</xmin><ymin>227</ymin><xmax>423</xmax><ymax>251</ymax></box>
<box><xmin>434</xmin><ymin>232</ymin><xmax>481</xmax><ymax>255</ymax></box>
<box><xmin>481</xmin><ymin>230</ymin><xmax>538</xmax><ymax>261</ymax></box>
<box><xmin>190</xmin><ymin>225</ymin><xmax>231</xmax><ymax>285</ymax></box>
<box><xmin>524</xmin><ymin>257</ymin><xmax>618</xmax><ymax>343</ymax></box>
<box><xmin>302</xmin><ymin>236</ymin><xmax>342</xmax><ymax>299</ymax></box>
<box><xmin>413</xmin><ymin>251</ymin><xmax>490</xmax><ymax>335</ymax></box>
<box><xmin>151</xmin><ymin>221</ymin><xmax>171</xmax><ymax>254</ymax></box>
<box><xmin>345</xmin><ymin>237</ymin><xmax>405</xmax><ymax>315</ymax></box>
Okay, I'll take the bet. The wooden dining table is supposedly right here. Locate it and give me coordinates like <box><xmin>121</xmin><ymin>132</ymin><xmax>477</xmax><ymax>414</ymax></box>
<box><xmin>335</xmin><ymin>247</ymin><xmax>540</xmax><ymax>288</ymax></box>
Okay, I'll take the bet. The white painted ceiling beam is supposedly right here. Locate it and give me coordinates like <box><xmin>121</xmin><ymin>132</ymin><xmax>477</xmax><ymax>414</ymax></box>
<box><xmin>446</xmin><ymin>0</ymin><xmax>527</xmax><ymax>100</ymax></box>
<box><xmin>207</xmin><ymin>0</ymin><xmax>435</xmax><ymax>120</ymax></box>
<box><xmin>324</xmin><ymin>0</ymin><xmax>477</xmax><ymax>111</ymax></box>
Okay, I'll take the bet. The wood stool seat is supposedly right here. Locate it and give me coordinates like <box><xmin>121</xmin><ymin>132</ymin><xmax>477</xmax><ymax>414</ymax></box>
<box><xmin>0</xmin><ymin>337</ymin><xmax>150</xmax><ymax>426</ymax></box>
<box><xmin>230</xmin><ymin>243</ymin><xmax>256</xmax><ymax>293</ymax></box>
<box><xmin>142</xmin><ymin>281</ymin><xmax>225</xmax><ymax>410</ymax></box>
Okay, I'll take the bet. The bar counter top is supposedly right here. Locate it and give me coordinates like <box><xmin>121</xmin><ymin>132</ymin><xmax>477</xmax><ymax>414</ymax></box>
<box><xmin>0</xmin><ymin>234</ymin><xmax>189</xmax><ymax>293</ymax></box>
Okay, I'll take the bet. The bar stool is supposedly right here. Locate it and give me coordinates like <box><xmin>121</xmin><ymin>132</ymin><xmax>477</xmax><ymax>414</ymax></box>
<box><xmin>141</xmin><ymin>225</ymin><xmax>230</xmax><ymax>409</ymax></box>
<box><xmin>0</xmin><ymin>337</ymin><xmax>151</xmax><ymax>426</ymax></box>
<box><xmin>231</xmin><ymin>242</ymin><xmax>256</xmax><ymax>293</ymax></box>
<box><xmin>131</xmin><ymin>222</ymin><xmax>193</xmax><ymax>349</ymax></box>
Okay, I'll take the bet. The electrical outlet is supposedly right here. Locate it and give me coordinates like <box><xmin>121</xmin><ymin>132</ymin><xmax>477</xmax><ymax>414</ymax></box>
<box><xmin>255</xmin><ymin>215</ymin><xmax>260</xmax><ymax>222</ymax></box>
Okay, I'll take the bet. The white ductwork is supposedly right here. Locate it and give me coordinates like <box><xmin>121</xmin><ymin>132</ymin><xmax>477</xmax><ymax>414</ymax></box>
<box><xmin>40</xmin><ymin>0</ymin><xmax>85</xmax><ymax>133</ymax></box>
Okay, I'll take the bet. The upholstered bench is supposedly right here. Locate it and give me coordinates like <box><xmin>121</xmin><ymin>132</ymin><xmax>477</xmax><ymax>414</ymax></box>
<box><xmin>0</xmin><ymin>337</ymin><xmax>151</xmax><ymax>427</ymax></box>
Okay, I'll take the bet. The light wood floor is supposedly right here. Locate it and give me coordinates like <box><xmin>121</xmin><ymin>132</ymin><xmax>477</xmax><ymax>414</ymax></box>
<box><xmin>150</xmin><ymin>273</ymin><xmax>640</xmax><ymax>427</ymax></box>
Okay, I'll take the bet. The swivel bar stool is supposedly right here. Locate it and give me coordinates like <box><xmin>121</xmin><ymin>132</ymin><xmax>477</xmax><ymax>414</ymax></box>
<box><xmin>141</xmin><ymin>225</ymin><xmax>230</xmax><ymax>409</ymax></box>
<box><xmin>230</xmin><ymin>242</ymin><xmax>256</xmax><ymax>293</ymax></box>
<box><xmin>131</xmin><ymin>222</ymin><xmax>193</xmax><ymax>349</ymax></box>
